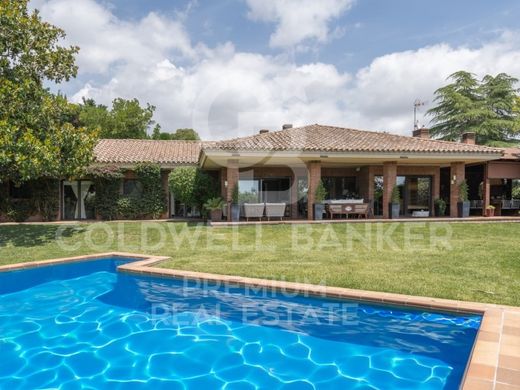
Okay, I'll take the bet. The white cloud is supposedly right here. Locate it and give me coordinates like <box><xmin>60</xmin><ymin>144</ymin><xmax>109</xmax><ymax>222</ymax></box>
<box><xmin>33</xmin><ymin>0</ymin><xmax>520</xmax><ymax>140</ymax></box>
<box><xmin>345</xmin><ymin>32</ymin><xmax>520</xmax><ymax>133</ymax></box>
<box><xmin>32</xmin><ymin>0</ymin><xmax>197</xmax><ymax>74</ymax></box>
<box><xmin>246</xmin><ymin>0</ymin><xmax>354</xmax><ymax>49</ymax></box>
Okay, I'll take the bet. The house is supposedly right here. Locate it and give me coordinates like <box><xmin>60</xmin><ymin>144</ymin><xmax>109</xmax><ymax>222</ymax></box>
<box><xmin>201</xmin><ymin>124</ymin><xmax>519</xmax><ymax>219</ymax></box>
<box><xmin>2</xmin><ymin>124</ymin><xmax>519</xmax><ymax>222</ymax></box>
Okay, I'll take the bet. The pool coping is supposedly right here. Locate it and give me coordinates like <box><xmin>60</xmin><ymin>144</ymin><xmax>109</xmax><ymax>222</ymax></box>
<box><xmin>1</xmin><ymin>252</ymin><xmax>519</xmax><ymax>389</ymax></box>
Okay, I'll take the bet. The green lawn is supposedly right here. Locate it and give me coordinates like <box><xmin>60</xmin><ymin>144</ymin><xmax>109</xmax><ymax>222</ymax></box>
<box><xmin>0</xmin><ymin>221</ymin><xmax>519</xmax><ymax>306</ymax></box>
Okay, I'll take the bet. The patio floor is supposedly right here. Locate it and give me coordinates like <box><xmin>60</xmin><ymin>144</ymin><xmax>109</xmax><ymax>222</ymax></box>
<box><xmin>210</xmin><ymin>216</ymin><xmax>520</xmax><ymax>227</ymax></box>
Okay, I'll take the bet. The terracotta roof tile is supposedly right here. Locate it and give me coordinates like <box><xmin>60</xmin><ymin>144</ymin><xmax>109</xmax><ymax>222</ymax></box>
<box><xmin>204</xmin><ymin>124</ymin><xmax>503</xmax><ymax>155</ymax></box>
<box><xmin>499</xmin><ymin>147</ymin><xmax>520</xmax><ymax>160</ymax></box>
<box><xmin>94</xmin><ymin>139</ymin><xmax>202</xmax><ymax>164</ymax></box>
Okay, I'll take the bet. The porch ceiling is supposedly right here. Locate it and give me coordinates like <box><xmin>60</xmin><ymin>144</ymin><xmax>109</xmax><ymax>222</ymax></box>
<box><xmin>201</xmin><ymin>150</ymin><xmax>502</xmax><ymax>169</ymax></box>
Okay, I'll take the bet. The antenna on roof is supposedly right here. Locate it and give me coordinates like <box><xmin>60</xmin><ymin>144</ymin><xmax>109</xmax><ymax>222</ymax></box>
<box><xmin>413</xmin><ymin>99</ymin><xmax>425</xmax><ymax>130</ymax></box>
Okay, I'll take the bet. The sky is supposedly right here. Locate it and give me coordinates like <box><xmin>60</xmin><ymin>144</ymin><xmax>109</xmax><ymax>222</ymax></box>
<box><xmin>31</xmin><ymin>0</ymin><xmax>520</xmax><ymax>140</ymax></box>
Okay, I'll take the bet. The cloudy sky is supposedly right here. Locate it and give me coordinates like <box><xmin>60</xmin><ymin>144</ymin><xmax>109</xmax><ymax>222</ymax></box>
<box><xmin>32</xmin><ymin>0</ymin><xmax>520</xmax><ymax>140</ymax></box>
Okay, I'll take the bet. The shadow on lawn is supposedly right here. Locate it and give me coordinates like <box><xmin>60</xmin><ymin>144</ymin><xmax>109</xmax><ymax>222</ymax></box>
<box><xmin>0</xmin><ymin>224</ymin><xmax>85</xmax><ymax>247</ymax></box>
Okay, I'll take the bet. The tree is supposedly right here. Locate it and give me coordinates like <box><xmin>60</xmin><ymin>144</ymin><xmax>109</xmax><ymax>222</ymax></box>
<box><xmin>168</xmin><ymin>167</ymin><xmax>217</xmax><ymax>215</ymax></box>
<box><xmin>151</xmin><ymin>127</ymin><xmax>200</xmax><ymax>140</ymax></box>
<box><xmin>479</xmin><ymin>73</ymin><xmax>520</xmax><ymax>143</ymax></box>
<box><xmin>79</xmin><ymin>98</ymin><xmax>155</xmax><ymax>139</ymax></box>
<box><xmin>0</xmin><ymin>0</ymin><xmax>97</xmax><ymax>183</ymax></box>
<box><xmin>428</xmin><ymin>71</ymin><xmax>520</xmax><ymax>144</ymax></box>
<box><xmin>171</xmin><ymin>128</ymin><xmax>200</xmax><ymax>140</ymax></box>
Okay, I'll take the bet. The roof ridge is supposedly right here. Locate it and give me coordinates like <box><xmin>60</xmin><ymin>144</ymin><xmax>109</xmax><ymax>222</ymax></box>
<box><xmin>98</xmin><ymin>138</ymin><xmax>201</xmax><ymax>143</ymax></box>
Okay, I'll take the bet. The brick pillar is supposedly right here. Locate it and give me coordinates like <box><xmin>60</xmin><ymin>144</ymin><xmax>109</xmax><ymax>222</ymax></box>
<box><xmin>432</xmin><ymin>167</ymin><xmax>441</xmax><ymax>201</ymax></box>
<box><xmin>307</xmin><ymin>161</ymin><xmax>321</xmax><ymax>220</ymax></box>
<box><xmin>450</xmin><ymin>162</ymin><xmax>465</xmax><ymax>217</ymax></box>
<box><xmin>220</xmin><ymin>168</ymin><xmax>227</xmax><ymax>199</ymax></box>
<box><xmin>482</xmin><ymin>163</ymin><xmax>490</xmax><ymax>216</ymax></box>
<box><xmin>290</xmin><ymin>171</ymin><xmax>298</xmax><ymax>219</ymax></box>
<box><xmin>226</xmin><ymin>159</ymin><xmax>239</xmax><ymax>221</ymax></box>
<box><xmin>382</xmin><ymin>162</ymin><xmax>397</xmax><ymax>219</ymax></box>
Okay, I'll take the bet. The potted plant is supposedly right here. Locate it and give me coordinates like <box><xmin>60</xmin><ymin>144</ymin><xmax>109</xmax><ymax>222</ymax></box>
<box><xmin>204</xmin><ymin>197</ymin><xmax>224</xmax><ymax>221</ymax></box>
<box><xmin>313</xmin><ymin>180</ymin><xmax>328</xmax><ymax>220</ymax></box>
<box><xmin>457</xmin><ymin>180</ymin><xmax>470</xmax><ymax>218</ymax></box>
<box><xmin>434</xmin><ymin>198</ymin><xmax>446</xmax><ymax>217</ymax></box>
<box><xmin>231</xmin><ymin>183</ymin><xmax>240</xmax><ymax>221</ymax></box>
<box><xmin>389</xmin><ymin>185</ymin><xmax>401</xmax><ymax>219</ymax></box>
<box><xmin>485</xmin><ymin>204</ymin><xmax>495</xmax><ymax>217</ymax></box>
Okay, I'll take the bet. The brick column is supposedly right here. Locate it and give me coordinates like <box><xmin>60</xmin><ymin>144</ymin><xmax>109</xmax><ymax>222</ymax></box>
<box><xmin>220</xmin><ymin>168</ymin><xmax>227</xmax><ymax>199</ymax></box>
<box><xmin>226</xmin><ymin>159</ymin><xmax>239</xmax><ymax>221</ymax></box>
<box><xmin>450</xmin><ymin>162</ymin><xmax>465</xmax><ymax>217</ymax></box>
<box><xmin>432</xmin><ymin>166</ymin><xmax>441</xmax><ymax>216</ymax></box>
<box><xmin>482</xmin><ymin>163</ymin><xmax>490</xmax><ymax>216</ymax></box>
<box><xmin>307</xmin><ymin>161</ymin><xmax>321</xmax><ymax>220</ymax></box>
<box><xmin>290</xmin><ymin>171</ymin><xmax>298</xmax><ymax>219</ymax></box>
<box><xmin>382</xmin><ymin>162</ymin><xmax>397</xmax><ymax>219</ymax></box>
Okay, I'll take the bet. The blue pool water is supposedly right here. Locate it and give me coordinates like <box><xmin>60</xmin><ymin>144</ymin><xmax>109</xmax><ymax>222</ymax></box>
<box><xmin>0</xmin><ymin>257</ymin><xmax>480</xmax><ymax>389</ymax></box>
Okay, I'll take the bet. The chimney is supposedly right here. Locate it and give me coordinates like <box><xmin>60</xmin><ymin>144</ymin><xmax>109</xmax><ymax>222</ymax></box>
<box><xmin>282</xmin><ymin>123</ymin><xmax>293</xmax><ymax>130</ymax></box>
<box><xmin>259</xmin><ymin>129</ymin><xmax>269</xmax><ymax>134</ymax></box>
<box><xmin>412</xmin><ymin>127</ymin><xmax>430</xmax><ymax>139</ymax></box>
<box><xmin>462</xmin><ymin>132</ymin><xmax>476</xmax><ymax>145</ymax></box>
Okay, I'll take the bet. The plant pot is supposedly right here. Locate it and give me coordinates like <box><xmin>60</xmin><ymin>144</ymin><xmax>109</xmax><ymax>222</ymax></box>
<box><xmin>457</xmin><ymin>201</ymin><xmax>470</xmax><ymax>218</ymax></box>
<box><xmin>434</xmin><ymin>204</ymin><xmax>445</xmax><ymax>217</ymax></box>
<box><xmin>485</xmin><ymin>208</ymin><xmax>495</xmax><ymax>217</ymax></box>
<box><xmin>314</xmin><ymin>203</ymin><xmax>324</xmax><ymax>220</ymax></box>
<box><xmin>231</xmin><ymin>204</ymin><xmax>240</xmax><ymax>222</ymax></box>
<box><xmin>389</xmin><ymin>203</ymin><xmax>400</xmax><ymax>219</ymax></box>
<box><xmin>210</xmin><ymin>209</ymin><xmax>222</xmax><ymax>221</ymax></box>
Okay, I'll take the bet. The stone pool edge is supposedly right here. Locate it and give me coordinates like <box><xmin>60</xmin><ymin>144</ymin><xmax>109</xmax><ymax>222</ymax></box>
<box><xmin>1</xmin><ymin>252</ymin><xmax>518</xmax><ymax>389</ymax></box>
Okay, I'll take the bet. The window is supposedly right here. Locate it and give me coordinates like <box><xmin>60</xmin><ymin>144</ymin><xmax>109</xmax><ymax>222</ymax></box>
<box><xmin>322</xmin><ymin>177</ymin><xmax>357</xmax><ymax>199</ymax></box>
<box><xmin>123</xmin><ymin>180</ymin><xmax>143</xmax><ymax>197</ymax></box>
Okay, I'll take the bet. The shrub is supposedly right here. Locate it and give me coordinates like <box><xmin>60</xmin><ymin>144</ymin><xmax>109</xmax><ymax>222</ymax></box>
<box><xmin>391</xmin><ymin>185</ymin><xmax>401</xmax><ymax>204</ymax></box>
<box><xmin>135</xmin><ymin>163</ymin><xmax>166</xmax><ymax>219</ymax></box>
<box><xmin>6</xmin><ymin>200</ymin><xmax>33</xmax><ymax>222</ymax></box>
<box><xmin>204</xmin><ymin>197</ymin><xmax>224</xmax><ymax>211</ymax></box>
<box><xmin>88</xmin><ymin>166</ymin><xmax>123</xmax><ymax>220</ymax></box>
<box><xmin>231</xmin><ymin>183</ymin><xmax>239</xmax><ymax>204</ymax></box>
<box><xmin>513</xmin><ymin>183</ymin><xmax>520</xmax><ymax>199</ymax></box>
<box><xmin>459</xmin><ymin>180</ymin><xmax>469</xmax><ymax>202</ymax></box>
<box><xmin>117</xmin><ymin>196</ymin><xmax>140</xmax><ymax>219</ymax></box>
<box><xmin>31</xmin><ymin>179</ymin><xmax>59</xmax><ymax>221</ymax></box>
<box><xmin>315</xmin><ymin>181</ymin><xmax>327</xmax><ymax>203</ymax></box>
<box><xmin>169</xmin><ymin>167</ymin><xmax>217</xmax><ymax>214</ymax></box>
<box><xmin>434</xmin><ymin>198</ymin><xmax>447</xmax><ymax>216</ymax></box>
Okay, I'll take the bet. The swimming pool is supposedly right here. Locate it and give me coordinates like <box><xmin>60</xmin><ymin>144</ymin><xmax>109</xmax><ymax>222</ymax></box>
<box><xmin>0</xmin><ymin>256</ymin><xmax>480</xmax><ymax>389</ymax></box>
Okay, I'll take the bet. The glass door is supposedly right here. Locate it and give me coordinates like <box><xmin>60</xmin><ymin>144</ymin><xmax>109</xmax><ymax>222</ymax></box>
<box><xmin>404</xmin><ymin>176</ymin><xmax>432</xmax><ymax>215</ymax></box>
<box><xmin>62</xmin><ymin>181</ymin><xmax>95</xmax><ymax>220</ymax></box>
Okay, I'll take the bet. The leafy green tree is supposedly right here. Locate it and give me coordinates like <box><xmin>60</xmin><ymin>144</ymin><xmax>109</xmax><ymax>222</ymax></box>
<box><xmin>428</xmin><ymin>71</ymin><xmax>520</xmax><ymax>144</ymax></box>
<box><xmin>0</xmin><ymin>0</ymin><xmax>97</xmax><ymax>183</ymax></box>
<box><xmin>168</xmin><ymin>167</ymin><xmax>217</xmax><ymax>215</ymax></box>
<box><xmin>479</xmin><ymin>73</ymin><xmax>520</xmax><ymax>143</ymax></box>
<box><xmin>78</xmin><ymin>98</ymin><xmax>111</xmax><ymax>133</ymax></box>
<box><xmin>151</xmin><ymin>126</ymin><xmax>200</xmax><ymax>140</ymax></box>
<box><xmin>171</xmin><ymin>128</ymin><xmax>200</xmax><ymax>140</ymax></box>
<box><xmin>79</xmin><ymin>98</ymin><xmax>155</xmax><ymax>139</ymax></box>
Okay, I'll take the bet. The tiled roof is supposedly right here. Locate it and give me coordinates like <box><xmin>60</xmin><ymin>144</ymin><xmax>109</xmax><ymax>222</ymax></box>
<box><xmin>94</xmin><ymin>139</ymin><xmax>202</xmax><ymax>164</ymax></box>
<box><xmin>499</xmin><ymin>147</ymin><xmax>520</xmax><ymax>160</ymax></box>
<box><xmin>205</xmin><ymin>124</ymin><xmax>503</xmax><ymax>155</ymax></box>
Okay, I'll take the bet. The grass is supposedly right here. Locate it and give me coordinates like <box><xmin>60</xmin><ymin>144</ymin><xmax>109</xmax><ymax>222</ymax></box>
<box><xmin>0</xmin><ymin>221</ymin><xmax>519</xmax><ymax>306</ymax></box>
